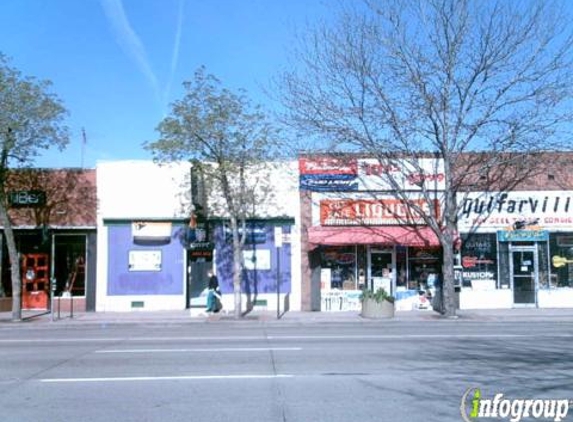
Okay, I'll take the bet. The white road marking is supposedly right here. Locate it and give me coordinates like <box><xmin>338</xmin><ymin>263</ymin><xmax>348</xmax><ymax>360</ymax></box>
<box><xmin>266</xmin><ymin>334</ymin><xmax>553</xmax><ymax>340</ymax></box>
<box><xmin>0</xmin><ymin>336</ymin><xmax>266</xmax><ymax>343</ymax></box>
<box><xmin>95</xmin><ymin>347</ymin><xmax>302</xmax><ymax>353</ymax></box>
<box><xmin>40</xmin><ymin>374</ymin><xmax>293</xmax><ymax>383</ymax></box>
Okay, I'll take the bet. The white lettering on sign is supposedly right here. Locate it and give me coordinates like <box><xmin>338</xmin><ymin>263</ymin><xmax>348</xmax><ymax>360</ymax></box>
<box><xmin>9</xmin><ymin>191</ymin><xmax>46</xmax><ymax>206</ymax></box>
<box><xmin>320</xmin><ymin>199</ymin><xmax>439</xmax><ymax>225</ymax></box>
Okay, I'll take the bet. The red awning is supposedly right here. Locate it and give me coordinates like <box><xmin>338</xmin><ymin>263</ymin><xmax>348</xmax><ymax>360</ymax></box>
<box><xmin>308</xmin><ymin>226</ymin><xmax>441</xmax><ymax>248</ymax></box>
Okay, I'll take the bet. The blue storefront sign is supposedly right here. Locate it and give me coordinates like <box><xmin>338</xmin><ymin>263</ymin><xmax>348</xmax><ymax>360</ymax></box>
<box><xmin>224</xmin><ymin>225</ymin><xmax>267</xmax><ymax>244</ymax></box>
<box><xmin>497</xmin><ymin>230</ymin><xmax>549</xmax><ymax>242</ymax></box>
<box><xmin>299</xmin><ymin>174</ymin><xmax>358</xmax><ymax>192</ymax></box>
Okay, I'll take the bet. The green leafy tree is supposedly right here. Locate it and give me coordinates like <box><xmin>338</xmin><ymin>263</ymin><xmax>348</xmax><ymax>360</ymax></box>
<box><xmin>278</xmin><ymin>0</ymin><xmax>573</xmax><ymax>317</ymax></box>
<box><xmin>0</xmin><ymin>54</ymin><xmax>69</xmax><ymax>321</ymax></box>
<box><xmin>146</xmin><ymin>67</ymin><xmax>280</xmax><ymax>318</ymax></box>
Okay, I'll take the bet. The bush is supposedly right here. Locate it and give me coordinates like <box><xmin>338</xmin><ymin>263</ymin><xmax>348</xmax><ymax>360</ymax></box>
<box><xmin>361</xmin><ymin>287</ymin><xmax>395</xmax><ymax>304</ymax></box>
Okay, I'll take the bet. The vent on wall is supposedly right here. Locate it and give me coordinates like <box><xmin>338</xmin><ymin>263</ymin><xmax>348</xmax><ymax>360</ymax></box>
<box><xmin>131</xmin><ymin>301</ymin><xmax>145</xmax><ymax>309</ymax></box>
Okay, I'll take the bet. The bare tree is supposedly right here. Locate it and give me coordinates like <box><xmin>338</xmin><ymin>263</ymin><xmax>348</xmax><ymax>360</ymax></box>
<box><xmin>277</xmin><ymin>0</ymin><xmax>573</xmax><ymax>316</ymax></box>
<box><xmin>0</xmin><ymin>54</ymin><xmax>69</xmax><ymax>321</ymax></box>
<box><xmin>146</xmin><ymin>67</ymin><xmax>281</xmax><ymax>318</ymax></box>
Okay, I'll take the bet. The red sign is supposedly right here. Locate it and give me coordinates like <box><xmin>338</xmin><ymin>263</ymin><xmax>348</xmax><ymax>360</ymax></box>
<box><xmin>299</xmin><ymin>157</ymin><xmax>357</xmax><ymax>175</ymax></box>
<box><xmin>320</xmin><ymin>199</ymin><xmax>440</xmax><ymax>225</ymax></box>
<box><xmin>462</xmin><ymin>256</ymin><xmax>495</xmax><ymax>268</ymax></box>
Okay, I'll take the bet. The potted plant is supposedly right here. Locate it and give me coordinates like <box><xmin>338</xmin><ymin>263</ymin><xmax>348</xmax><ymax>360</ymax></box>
<box><xmin>361</xmin><ymin>287</ymin><xmax>395</xmax><ymax>318</ymax></box>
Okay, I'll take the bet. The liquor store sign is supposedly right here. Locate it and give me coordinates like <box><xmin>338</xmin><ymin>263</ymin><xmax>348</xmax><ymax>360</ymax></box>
<box><xmin>318</xmin><ymin>198</ymin><xmax>440</xmax><ymax>226</ymax></box>
<box><xmin>9</xmin><ymin>190</ymin><xmax>46</xmax><ymax>207</ymax></box>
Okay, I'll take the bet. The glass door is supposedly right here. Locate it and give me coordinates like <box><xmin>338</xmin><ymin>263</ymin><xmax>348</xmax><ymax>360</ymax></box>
<box><xmin>510</xmin><ymin>248</ymin><xmax>537</xmax><ymax>306</ymax></box>
<box><xmin>368</xmin><ymin>248</ymin><xmax>395</xmax><ymax>295</ymax></box>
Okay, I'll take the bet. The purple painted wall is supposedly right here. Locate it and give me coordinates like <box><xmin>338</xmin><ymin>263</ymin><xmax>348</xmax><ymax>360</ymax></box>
<box><xmin>214</xmin><ymin>224</ymin><xmax>292</xmax><ymax>295</ymax></box>
<box><xmin>107</xmin><ymin>224</ymin><xmax>184</xmax><ymax>295</ymax></box>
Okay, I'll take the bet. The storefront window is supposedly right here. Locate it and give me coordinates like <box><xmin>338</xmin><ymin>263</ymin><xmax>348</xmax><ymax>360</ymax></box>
<box><xmin>320</xmin><ymin>246</ymin><xmax>356</xmax><ymax>290</ymax></box>
<box><xmin>395</xmin><ymin>246</ymin><xmax>408</xmax><ymax>290</ymax></box>
<box><xmin>408</xmin><ymin>247</ymin><xmax>441</xmax><ymax>292</ymax></box>
<box><xmin>538</xmin><ymin>241</ymin><xmax>550</xmax><ymax>289</ymax></box>
<box><xmin>550</xmin><ymin>234</ymin><xmax>573</xmax><ymax>288</ymax></box>
<box><xmin>319</xmin><ymin>246</ymin><xmax>361</xmax><ymax>312</ymax></box>
<box><xmin>54</xmin><ymin>235</ymin><xmax>87</xmax><ymax>296</ymax></box>
<box><xmin>461</xmin><ymin>234</ymin><xmax>498</xmax><ymax>290</ymax></box>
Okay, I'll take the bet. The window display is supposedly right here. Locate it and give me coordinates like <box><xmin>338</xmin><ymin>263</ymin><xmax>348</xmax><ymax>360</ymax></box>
<box><xmin>320</xmin><ymin>246</ymin><xmax>356</xmax><ymax>290</ymax></box>
<box><xmin>408</xmin><ymin>247</ymin><xmax>441</xmax><ymax>292</ymax></box>
<box><xmin>461</xmin><ymin>234</ymin><xmax>498</xmax><ymax>290</ymax></box>
<box><xmin>550</xmin><ymin>234</ymin><xmax>573</xmax><ymax>288</ymax></box>
<box><xmin>319</xmin><ymin>246</ymin><xmax>360</xmax><ymax>311</ymax></box>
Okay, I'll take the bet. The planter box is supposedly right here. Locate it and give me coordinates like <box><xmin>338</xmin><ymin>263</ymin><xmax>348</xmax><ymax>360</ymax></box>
<box><xmin>361</xmin><ymin>298</ymin><xmax>395</xmax><ymax>319</ymax></box>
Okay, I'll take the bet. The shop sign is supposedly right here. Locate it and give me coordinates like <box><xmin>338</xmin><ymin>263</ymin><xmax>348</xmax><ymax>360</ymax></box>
<box><xmin>321</xmin><ymin>290</ymin><xmax>362</xmax><ymax>312</ymax></box>
<box><xmin>225</xmin><ymin>226</ymin><xmax>266</xmax><ymax>244</ymax></box>
<box><xmin>299</xmin><ymin>157</ymin><xmax>445</xmax><ymax>192</ymax></box>
<box><xmin>357</xmin><ymin>158</ymin><xmax>445</xmax><ymax>191</ymax></box>
<box><xmin>458</xmin><ymin>191</ymin><xmax>573</xmax><ymax>231</ymax></box>
<box><xmin>321</xmin><ymin>248</ymin><xmax>356</xmax><ymax>265</ymax></box>
<box><xmin>132</xmin><ymin>222</ymin><xmax>172</xmax><ymax>244</ymax></box>
<box><xmin>497</xmin><ymin>230</ymin><xmax>549</xmax><ymax>242</ymax></box>
<box><xmin>187</xmin><ymin>241</ymin><xmax>212</xmax><ymax>249</ymax></box>
<box><xmin>9</xmin><ymin>190</ymin><xmax>46</xmax><ymax>207</ymax></box>
<box><xmin>299</xmin><ymin>174</ymin><xmax>358</xmax><ymax>191</ymax></box>
<box><xmin>128</xmin><ymin>250</ymin><xmax>162</xmax><ymax>271</ymax></box>
<box><xmin>557</xmin><ymin>235</ymin><xmax>573</xmax><ymax>247</ymax></box>
<box><xmin>189</xmin><ymin>248</ymin><xmax>213</xmax><ymax>261</ymax></box>
<box><xmin>299</xmin><ymin>157</ymin><xmax>357</xmax><ymax>175</ymax></box>
<box><xmin>320</xmin><ymin>199</ymin><xmax>439</xmax><ymax>225</ymax></box>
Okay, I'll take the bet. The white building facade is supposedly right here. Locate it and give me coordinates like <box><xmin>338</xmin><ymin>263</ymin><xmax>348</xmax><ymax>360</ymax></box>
<box><xmin>458</xmin><ymin>191</ymin><xmax>573</xmax><ymax>309</ymax></box>
<box><xmin>96</xmin><ymin>160</ymin><xmax>302</xmax><ymax>313</ymax></box>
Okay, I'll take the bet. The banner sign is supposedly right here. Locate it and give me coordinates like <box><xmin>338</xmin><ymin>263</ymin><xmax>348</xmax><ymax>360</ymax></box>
<box><xmin>132</xmin><ymin>222</ymin><xmax>172</xmax><ymax>242</ymax></box>
<box><xmin>458</xmin><ymin>191</ymin><xmax>573</xmax><ymax>231</ymax></box>
<box><xmin>356</xmin><ymin>158</ymin><xmax>445</xmax><ymax>191</ymax></box>
<box><xmin>299</xmin><ymin>157</ymin><xmax>357</xmax><ymax>175</ymax></box>
<box><xmin>497</xmin><ymin>230</ymin><xmax>549</xmax><ymax>242</ymax></box>
<box><xmin>299</xmin><ymin>157</ymin><xmax>445</xmax><ymax>192</ymax></box>
<box><xmin>319</xmin><ymin>199</ymin><xmax>439</xmax><ymax>225</ymax></box>
<box><xmin>225</xmin><ymin>226</ymin><xmax>267</xmax><ymax>244</ymax></box>
<box><xmin>299</xmin><ymin>174</ymin><xmax>358</xmax><ymax>191</ymax></box>
<box><xmin>128</xmin><ymin>250</ymin><xmax>162</xmax><ymax>271</ymax></box>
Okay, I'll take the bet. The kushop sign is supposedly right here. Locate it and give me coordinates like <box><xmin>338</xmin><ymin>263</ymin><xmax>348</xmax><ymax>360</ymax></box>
<box><xmin>458</xmin><ymin>191</ymin><xmax>573</xmax><ymax>231</ymax></box>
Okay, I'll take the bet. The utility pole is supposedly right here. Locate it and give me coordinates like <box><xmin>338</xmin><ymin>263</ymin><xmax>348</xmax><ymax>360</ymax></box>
<box><xmin>275</xmin><ymin>226</ymin><xmax>282</xmax><ymax>319</ymax></box>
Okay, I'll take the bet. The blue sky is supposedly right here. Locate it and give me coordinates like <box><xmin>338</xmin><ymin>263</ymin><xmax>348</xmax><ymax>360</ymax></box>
<box><xmin>0</xmin><ymin>0</ymin><xmax>332</xmax><ymax>168</ymax></box>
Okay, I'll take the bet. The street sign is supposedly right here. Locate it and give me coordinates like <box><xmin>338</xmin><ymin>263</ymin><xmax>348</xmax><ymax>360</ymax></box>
<box><xmin>274</xmin><ymin>227</ymin><xmax>283</xmax><ymax>248</ymax></box>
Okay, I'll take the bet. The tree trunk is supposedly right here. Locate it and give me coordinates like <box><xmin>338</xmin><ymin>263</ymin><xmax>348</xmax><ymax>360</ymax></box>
<box><xmin>0</xmin><ymin>199</ymin><xmax>21</xmax><ymax>321</ymax></box>
<box><xmin>441</xmin><ymin>226</ymin><xmax>457</xmax><ymax>318</ymax></box>
<box><xmin>230</xmin><ymin>216</ymin><xmax>242</xmax><ymax>318</ymax></box>
<box><xmin>0</xmin><ymin>233</ymin><xmax>5</xmax><ymax>298</ymax></box>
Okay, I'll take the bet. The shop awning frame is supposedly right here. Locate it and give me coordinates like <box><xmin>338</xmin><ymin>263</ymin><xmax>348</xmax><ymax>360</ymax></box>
<box><xmin>308</xmin><ymin>225</ymin><xmax>442</xmax><ymax>248</ymax></box>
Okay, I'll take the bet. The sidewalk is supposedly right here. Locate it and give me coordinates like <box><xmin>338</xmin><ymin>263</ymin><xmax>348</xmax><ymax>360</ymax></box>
<box><xmin>3</xmin><ymin>307</ymin><xmax>573</xmax><ymax>327</ymax></box>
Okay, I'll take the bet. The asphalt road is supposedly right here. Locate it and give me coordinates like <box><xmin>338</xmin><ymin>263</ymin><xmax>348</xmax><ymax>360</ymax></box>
<box><xmin>1</xmin><ymin>321</ymin><xmax>572</xmax><ymax>422</ymax></box>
